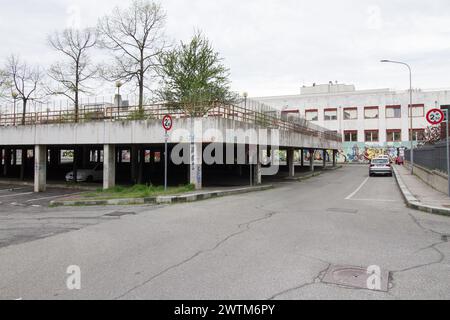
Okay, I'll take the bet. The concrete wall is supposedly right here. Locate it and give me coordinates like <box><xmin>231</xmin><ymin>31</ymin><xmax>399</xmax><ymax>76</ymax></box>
<box><xmin>0</xmin><ymin>118</ymin><xmax>341</xmax><ymax>150</ymax></box>
<box><xmin>406</xmin><ymin>162</ymin><xmax>449</xmax><ymax>195</ymax></box>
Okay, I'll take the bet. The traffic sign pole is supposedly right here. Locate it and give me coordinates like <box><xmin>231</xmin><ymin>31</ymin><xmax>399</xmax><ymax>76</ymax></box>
<box><xmin>162</xmin><ymin>115</ymin><xmax>173</xmax><ymax>191</ymax></box>
<box><xmin>445</xmin><ymin>110</ymin><xmax>450</xmax><ymax>198</ymax></box>
<box><xmin>164</xmin><ymin>130</ymin><xmax>168</xmax><ymax>191</ymax></box>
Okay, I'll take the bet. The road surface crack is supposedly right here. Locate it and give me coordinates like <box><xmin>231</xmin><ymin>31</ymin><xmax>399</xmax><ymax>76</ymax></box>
<box><xmin>114</xmin><ymin>206</ymin><xmax>279</xmax><ymax>300</ymax></box>
<box><xmin>267</xmin><ymin>263</ymin><xmax>331</xmax><ymax>300</ymax></box>
<box><xmin>392</xmin><ymin>241</ymin><xmax>446</xmax><ymax>274</ymax></box>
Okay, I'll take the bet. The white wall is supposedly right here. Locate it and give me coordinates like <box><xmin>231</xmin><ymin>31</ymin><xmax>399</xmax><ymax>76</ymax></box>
<box><xmin>255</xmin><ymin>88</ymin><xmax>450</xmax><ymax>144</ymax></box>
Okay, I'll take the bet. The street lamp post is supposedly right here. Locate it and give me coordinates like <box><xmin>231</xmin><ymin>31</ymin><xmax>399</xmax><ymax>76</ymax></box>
<box><xmin>243</xmin><ymin>92</ymin><xmax>252</xmax><ymax>186</ymax></box>
<box><xmin>11</xmin><ymin>92</ymin><xmax>18</xmax><ymax>126</ymax></box>
<box><xmin>381</xmin><ymin>60</ymin><xmax>414</xmax><ymax>174</ymax></box>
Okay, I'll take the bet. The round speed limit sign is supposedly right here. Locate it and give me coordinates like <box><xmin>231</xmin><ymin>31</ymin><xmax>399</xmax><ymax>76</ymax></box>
<box><xmin>426</xmin><ymin>109</ymin><xmax>445</xmax><ymax>125</ymax></box>
<box><xmin>162</xmin><ymin>115</ymin><xmax>173</xmax><ymax>131</ymax></box>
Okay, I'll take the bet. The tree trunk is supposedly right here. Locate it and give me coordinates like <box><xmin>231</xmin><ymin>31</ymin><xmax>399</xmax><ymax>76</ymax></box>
<box><xmin>74</xmin><ymin>88</ymin><xmax>79</xmax><ymax>123</ymax></box>
<box><xmin>22</xmin><ymin>99</ymin><xmax>27</xmax><ymax>125</ymax></box>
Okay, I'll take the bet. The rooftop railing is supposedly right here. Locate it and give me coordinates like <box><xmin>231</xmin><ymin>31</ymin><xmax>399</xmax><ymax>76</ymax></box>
<box><xmin>0</xmin><ymin>100</ymin><xmax>342</xmax><ymax>142</ymax></box>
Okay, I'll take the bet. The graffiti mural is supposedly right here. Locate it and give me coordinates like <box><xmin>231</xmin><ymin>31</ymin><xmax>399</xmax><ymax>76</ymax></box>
<box><xmin>340</xmin><ymin>142</ymin><xmax>408</xmax><ymax>163</ymax></box>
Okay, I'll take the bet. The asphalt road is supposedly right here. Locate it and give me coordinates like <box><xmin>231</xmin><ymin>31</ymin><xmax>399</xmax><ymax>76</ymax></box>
<box><xmin>0</xmin><ymin>166</ymin><xmax>449</xmax><ymax>300</ymax></box>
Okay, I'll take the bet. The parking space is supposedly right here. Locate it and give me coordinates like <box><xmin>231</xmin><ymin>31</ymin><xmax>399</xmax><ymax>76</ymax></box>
<box><xmin>0</xmin><ymin>184</ymin><xmax>162</xmax><ymax>248</ymax></box>
<box><xmin>0</xmin><ymin>184</ymin><xmax>84</xmax><ymax>209</ymax></box>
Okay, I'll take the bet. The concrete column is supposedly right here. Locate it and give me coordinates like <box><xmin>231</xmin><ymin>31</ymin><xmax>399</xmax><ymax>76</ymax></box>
<box><xmin>34</xmin><ymin>145</ymin><xmax>47</xmax><ymax>192</ymax></box>
<box><xmin>287</xmin><ymin>148</ymin><xmax>295</xmax><ymax>177</ymax></box>
<box><xmin>131</xmin><ymin>145</ymin><xmax>138</xmax><ymax>184</ymax></box>
<box><xmin>72</xmin><ymin>147</ymin><xmax>79</xmax><ymax>183</ymax></box>
<box><xmin>3</xmin><ymin>148</ymin><xmax>11</xmax><ymax>176</ymax></box>
<box><xmin>253</xmin><ymin>146</ymin><xmax>262</xmax><ymax>185</ymax></box>
<box><xmin>0</xmin><ymin>148</ymin><xmax>3</xmax><ymax>176</ymax></box>
<box><xmin>323</xmin><ymin>150</ymin><xmax>327</xmax><ymax>169</ymax></box>
<box><xmin>20</xmin><ymin>148</ymin><xmax>26</xmax><ymax>180</ymax></box>
<box><xmin>138</xmin><ymin>147</ymin><xmax>145</xmax><ymax>184</ymax></box>
<box><xmin>190</xmin><ymin>142</ymin><xmax>202</xmax><ymax>189</ymax></box>
<box><xmin>309</xmin><ymin>149</ymin><xmax>315</xmax><ymax>172</ymax></box>
<box><xmin>300</xmin><ymin>149</ymin><xmax>304</xmax><ymax>168</ymax></box>
<box><xmin>82</xmin><ymin>146</ymin><xmax>90</xmax><ymax>168</ymax></box>
<box><xmin>103</xmin><ymin>144</ymin><xmax>116</xmax><ymax>190</ymax></box>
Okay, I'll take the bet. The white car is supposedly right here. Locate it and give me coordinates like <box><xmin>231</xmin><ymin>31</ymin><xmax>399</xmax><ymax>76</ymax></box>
<box><xmin>65</xmin><ymin>164</ymin><xmax>103</xmax><ymax>182</ymax></box>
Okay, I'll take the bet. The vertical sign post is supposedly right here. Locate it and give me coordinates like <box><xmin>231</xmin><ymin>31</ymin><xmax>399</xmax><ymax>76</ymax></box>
<box><xmin>162</xmin><ymin>115</ymin><xmax>173</xmax><ymax>191</ymax></box>
<box><xmin>445</xmin><ymin>110</ymin><xmax>450</xmax><ymax>198</ymax></box>
<box><xmin>426</xmin><ymin>108</ymin><xmax>448</xmax><ymax>196</ymax></box>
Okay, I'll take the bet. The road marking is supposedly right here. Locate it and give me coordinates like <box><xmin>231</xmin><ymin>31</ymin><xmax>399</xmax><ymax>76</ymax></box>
<box><xmin>25</xmin><ymin>192</ymin><xmax>84</xmax><ymax>203</ymax></box>
<box><xmin>0</xmin><ymin>192</ymin><xmax>33</xmax><ymax>198</ymax></box>
<box><xmin>345</xmin><ymin>177</ymin><xmax>370</xmax><ymax>200</ymax></box>
<box><xmin>349</xmin><ymin>198</ymin><xmax>397</xmax><ymax>203</ymax></box>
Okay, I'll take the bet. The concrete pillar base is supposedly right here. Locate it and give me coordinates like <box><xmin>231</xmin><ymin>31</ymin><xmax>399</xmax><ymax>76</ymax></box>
<box><xmin>34</xmin><ymin>145</ymin><xmax>47</xmax><ymax>192</ymax></box>
<box><xmin>190</xmin><ymin>142</ymin><xmax>202</xmax><ymax>190</ymax></box>
<box><xmin>104</xmin><ymin>144</ymin><xmax>116</xmax><ymax>190</ymax></box>
<box><xmin>287</xmin><ymin>148</ymin><xmax>295</xmax><ymax>177</ymax></box>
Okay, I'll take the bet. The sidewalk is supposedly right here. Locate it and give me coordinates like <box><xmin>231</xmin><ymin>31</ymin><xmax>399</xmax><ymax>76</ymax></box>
<box><xmin>393</xmin><ymin>165</ymin><xmax>450</xmax><ymax>216</ymax></box>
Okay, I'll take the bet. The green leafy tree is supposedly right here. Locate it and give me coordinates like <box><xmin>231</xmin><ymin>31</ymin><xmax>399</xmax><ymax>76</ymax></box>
<box><xmin>157</xmin><ymin>32</ymin><xmax>237</xmax><ymax>116</ymax></box>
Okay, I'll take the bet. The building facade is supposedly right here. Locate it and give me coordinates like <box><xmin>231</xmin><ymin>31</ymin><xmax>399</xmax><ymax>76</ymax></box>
<box><xmin>255</xmin><ymin>83</ymin><xmax>450</xmax><ymax>162</ymax></box>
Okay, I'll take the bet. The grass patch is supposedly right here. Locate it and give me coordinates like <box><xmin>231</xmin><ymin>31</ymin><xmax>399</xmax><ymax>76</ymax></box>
<box><xmin>82</xmin><ymin>184</ymin><xmax>195</xmax><ymax>200</ymax></box>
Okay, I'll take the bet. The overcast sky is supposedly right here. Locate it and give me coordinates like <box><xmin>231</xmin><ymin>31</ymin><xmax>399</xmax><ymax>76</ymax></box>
<box><xmin>1</xmin><ymin>0</ymin><xmax>450</xmax><ymax>98</ymax></box>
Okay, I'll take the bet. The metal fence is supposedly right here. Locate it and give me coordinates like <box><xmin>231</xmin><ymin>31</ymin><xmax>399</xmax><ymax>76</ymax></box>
<box><xmin>0</xmin><ymin>96</ymin><xmax>342</xmax><ymax>142</ymax></box>
<box><xmin>405</xmin><ymin>142</ymin><xmax>449</xmax><ymax>173</ymax></box>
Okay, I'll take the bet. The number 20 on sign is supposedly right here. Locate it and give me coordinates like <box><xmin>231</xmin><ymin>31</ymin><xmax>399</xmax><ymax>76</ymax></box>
<box><xmin>426</xmin><ymin>109</ymin><xmax>444</xmax><ymax>125</ymax></box>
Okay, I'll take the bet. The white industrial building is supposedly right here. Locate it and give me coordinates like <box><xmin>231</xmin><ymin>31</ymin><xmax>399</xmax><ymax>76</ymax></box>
<box><xmin>255</xmin><ymin>83</ymin><xmax>450</xmax><ymax>162</ymax></box>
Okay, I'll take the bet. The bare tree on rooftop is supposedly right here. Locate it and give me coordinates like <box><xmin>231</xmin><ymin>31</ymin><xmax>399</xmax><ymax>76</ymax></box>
<box><xmin>97</xmin><ymin>0</ymin><xmax>167</xmax><ymax>111</ymax></box>
<box><xmin>4</xmin><ymin>55</ymin><xmax>45</xmax><ymax>125</ymax></box>
<box><xmin>47</xmin><ymin>28</ymin><xmax>98</xmax><ymax>122</ymax></box>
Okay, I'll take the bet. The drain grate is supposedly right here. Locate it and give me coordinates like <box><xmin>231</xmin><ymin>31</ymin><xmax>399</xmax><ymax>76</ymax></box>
<box><xmin>442</xmin><ymin>235</ymin><xmax>449</xmax><ymax>242</ymax></box>
<box><xmin>327</xmin><ymin>208</ymin><xmax>358</xmax><ymax>214</ymax></box>
<box><xmin>322</xmin><ymin>265</ymin><xmax>389</xmax><ymax>292</ymax></box>
<box><xmin>104</xmin><ymin>211</ymin><xmax>136</xmax><ymax>217</ymax></box>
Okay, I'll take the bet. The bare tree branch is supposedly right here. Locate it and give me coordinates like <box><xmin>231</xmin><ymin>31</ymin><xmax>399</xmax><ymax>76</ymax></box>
<box><xmin>97</xmin><ymin>0</ymin><xmax>167</xmax><ymax>110</ymax></box>
<box><xmin>4</xmin><ymin>55</ymin><xmax>46</xmax><ymax>124</ymax></box>
<box><xmin>47</xmin><ymin>28</ymin><xmax>98</xmax><ymax>122</ymax></box>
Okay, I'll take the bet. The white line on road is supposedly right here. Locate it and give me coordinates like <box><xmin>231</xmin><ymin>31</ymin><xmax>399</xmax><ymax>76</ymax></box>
<box><xmin>345</xmin><ymin>177</ymin><xmax>370</xmax><ymax>200</ymax></box>
<box><xmin>349</xmin><ymin>198</ymin><xmax>397</xmax><ymax>203</ymax></box>
<box><xmin>0</xmin><ymin>192</ymin><xmax>33</xmax><ymax>198</ymax></box>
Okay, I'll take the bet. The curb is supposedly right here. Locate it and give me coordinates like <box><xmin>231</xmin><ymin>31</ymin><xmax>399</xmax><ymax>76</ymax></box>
<box><xmin>285</xmin><ymin>165</ymin><xmax>342</xmax><ymax>182</ymax></box>
<box><xmin>393</xmin><ymin>166</ymin><xmax>450</xmax><ymax>217</ymax></box>
<box><xmin>50</xmin><ymin>184</ymin><xmax>274</xmax><ymax>207</ymax></box>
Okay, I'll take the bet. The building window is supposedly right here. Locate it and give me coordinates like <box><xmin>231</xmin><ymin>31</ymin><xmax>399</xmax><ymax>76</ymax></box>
<box><xmin>386</xmin><ymin>105</ymin><xmax>401</xmax><ymax>118</ymax></box>
<box><xmin>409</xmin><ymin>104</ymin><xmax>425</xmax><ymax>118</ymax></box>
<box><xmin>324</xmin><ymin>108</ymin><xmax>337</xmax><ymax>121</ymax></box>
<box><xmin>344</xmin><ymin>108</ymin><xmax>358</xmax><ymax>120</ymax></box>
<box><xmin>387</xmin><ymin>130</ymin><xmax>402</xmax><ymax>142</ymax></box>
<box><xmin>409</xmin><ymin>129</ymin><xmax>425</xmax><ymax>142</ymax></box>
<box><xmin>365</xmin><ymin>130</ymin><xmax>379</xmax><ymax>142</ymax></box>
<box><xmin>364</xmin><ymin>107</ymin><xmax>379</xmax><ymax>119</ymax></box>
<box><xmin>344</xmin><ymin>131</ymin><xmax>358</xmax><ymax>142</ymax></box>
<box><xmin>305</xmin><ymin>109</ymin><xmax>318</xmax><ymax>121</ymax></box>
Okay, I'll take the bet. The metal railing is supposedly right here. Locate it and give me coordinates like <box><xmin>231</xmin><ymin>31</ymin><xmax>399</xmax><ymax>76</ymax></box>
<box><xmin>405</xmin><ymin>142</ymin><xmax>449</xmax><ymax>173</ymax></box>
<box><xmin>0</xmin><ymin>101</ymin><xmax>342</xmax><ymax>142</ymax></box>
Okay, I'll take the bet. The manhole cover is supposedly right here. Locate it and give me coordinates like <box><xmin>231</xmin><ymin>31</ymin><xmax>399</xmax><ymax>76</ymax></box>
<box><xmin>327</xmin><ymin>208</ymin><xmax>358</xmax><ymax>214</ymax></box>
<box><xmin>322</xmin><ymin>265</ymin><xmax>389</xmax><ymax>292</ymax></box>
<box><xmin>104</xmin><ymin>211</ymin><xmax>136</xmax><ymax>217</ymax></box>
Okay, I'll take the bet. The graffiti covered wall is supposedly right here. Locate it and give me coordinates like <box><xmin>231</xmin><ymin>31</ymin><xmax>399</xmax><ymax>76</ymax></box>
<box><xmin>337</xmin><ymin>142</ymin><xmax>411</xmax><ymax>163</ymax></box>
